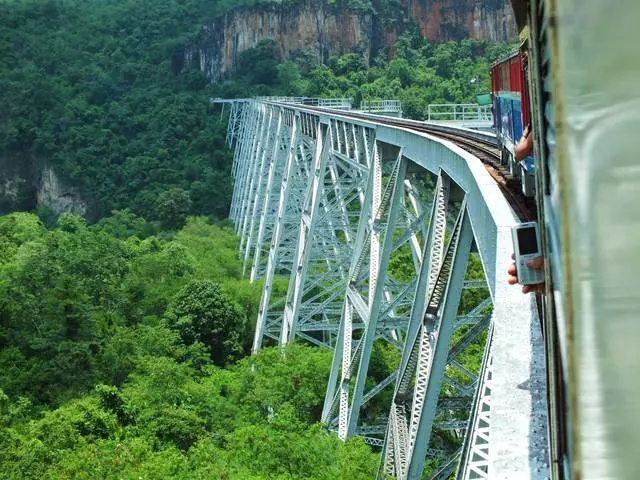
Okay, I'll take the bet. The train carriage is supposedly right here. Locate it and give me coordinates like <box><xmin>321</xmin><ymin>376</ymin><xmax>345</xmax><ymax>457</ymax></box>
<box><xmin>490</xmin><ymin>50</ymin><xmax>536</xmax><ymax>197</ymax></box>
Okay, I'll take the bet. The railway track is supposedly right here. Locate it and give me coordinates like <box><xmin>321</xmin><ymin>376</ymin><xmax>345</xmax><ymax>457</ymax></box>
<box><xmin>279</xmin><ymin>104</ymin><xmax>536</xmax><ymax>221</ymax></box>
<box><xmin>410</xmin><ymin>126</ymin><xmax>537</xmax><ymax>222</ymax></box>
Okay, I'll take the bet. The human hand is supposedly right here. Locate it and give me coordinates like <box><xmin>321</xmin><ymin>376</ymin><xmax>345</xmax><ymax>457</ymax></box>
<box><xmin>508</xmin><ymin>253</ymin><xmax>545</xmax><ymax>294</ymax></box>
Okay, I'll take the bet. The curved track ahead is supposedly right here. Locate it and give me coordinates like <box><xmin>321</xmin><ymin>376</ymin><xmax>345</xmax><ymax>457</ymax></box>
<box><xmin>408</xmin><ymin>126</ymin><xmax>536</xmax><ymax>222</ymax></box>
<box><xmin>298</xmin><ymin>106</ymin><xmax>536</xmax><ymax>221</ymax></box>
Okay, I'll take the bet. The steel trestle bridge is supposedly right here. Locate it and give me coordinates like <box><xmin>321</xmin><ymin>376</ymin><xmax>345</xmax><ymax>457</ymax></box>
<box><xmin>221</xmin><ymin>98</ymin><xmax>549</xmax><ymax>479</ymax></box>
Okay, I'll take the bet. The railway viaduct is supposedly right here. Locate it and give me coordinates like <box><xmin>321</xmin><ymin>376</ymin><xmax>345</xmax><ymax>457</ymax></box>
<box><xmin>219</xmin><ymin>98</ymin><xmax>549</xmax><ymax>480</ymax></box>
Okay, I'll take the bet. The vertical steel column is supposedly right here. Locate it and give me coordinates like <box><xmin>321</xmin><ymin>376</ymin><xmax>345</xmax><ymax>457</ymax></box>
<box><xmin>230</xmin><ymin>102</ymin><xmax>256</xmax><ymax>223</ymax></box>
<box><xmin>237</xmin><ymin>104</ymin><xmax>267</xmax><ymax>248</ymax></box>
<box><xmin>240</xmin><ymin>106</ymin><xmax>273</xmax><ymax>267</ymax></box>
<box><xmin>345</xmin><ymin>151</ymin><xmax>408</xmax><ymax>437</ymax></box>
<box><xmin>250</xmin><ymin>108</ymin><xmax>286</xmax><ymax>282</ymax></box>
<box><xmin>321</xmin><ymin>127</ymin><xmax>375</xmax><ymax>425</ymax></box>
<box><xmin>382</xmin><ymin>178</ymin><xmax>479</xmax><ymax>480</ymax></box>
<box><xmin>241</xmin><ymin>105</ymin><xmax>278</xmax><ymax>276</ymax></box>
<box><xmin>229</xmin><ymin>102</ymin><xmax>254</xmax><ymax>224</ymax></box>
<box><xmin>252</xmin><ymin>113</ymin><xmax>300</xmax><ymax>353</ymax></box>
<box><xmin>234</xmin><ymin>104</ymin><xmax>263</xmax><ymax>238</ymax></box>
<box><xmin>280</xmin><ymin>120</ymin><xmax>331</xmax><ymax>345</ymax></box>
<box><xmin>226</xmin><ymin>101</ymin><xmax>240</xmax><ymax>148</ymax></box>
<box><xmin>400</xmin><ymin>173</ymin><xmax>449</xmax><ymax>378</ymax></box>
<box><xmin>405</xmin><ymin>204</ymin><xmax>473</xmax><ymax>479</ymax></box>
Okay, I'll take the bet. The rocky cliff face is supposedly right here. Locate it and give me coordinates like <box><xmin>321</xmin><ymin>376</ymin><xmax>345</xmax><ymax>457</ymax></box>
<box><xmin>185</xmin><ymin>3</ymin><xmax>374</xmax><ymax>83</ymax></box>
<box><xmin>407</xmin><ymin>0</ymin><xmax>516</xmax><ymax>42</ymax></box>
<box><xmin>37</xmin><ymin>167</ymin><xmax>87</xmax><ymax>217</ymax></box>
<box><xmin>0</xmin><ymin>155</ymin><xmax>87</xmax><ymax>216</ymax></box>
<box><xmin>187</xmin><ymin>0</ymin><xmax>517</xmax><ymax>82</ymax></box>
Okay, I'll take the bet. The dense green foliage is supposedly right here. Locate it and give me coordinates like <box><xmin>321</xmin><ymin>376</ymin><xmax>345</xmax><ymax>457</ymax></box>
<box><xmin>0</xmin><ymin>0</ymin><xmax>236</xmax><ymax>220</ymax></box>
<box><xmin>0</xmin><ymin>212</ymin><xmax>379</xmax><ymax>478</ymax></box>
<box><xmin>0</xmin><ymin>213</ymin><xmax>252</xmax><ymax>402</ymax></box>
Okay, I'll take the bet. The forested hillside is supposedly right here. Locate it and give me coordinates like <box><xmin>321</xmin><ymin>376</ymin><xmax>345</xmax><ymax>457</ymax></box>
<box><xmin>1</xmin><ymin>0</ymin><xmax>236</xmax><ymax>219</ymax></box>
<box><xmin>1</xmin><ymin>0</ymin><xmax>513</xmax><ymax>221</ymax></box>
<box><xmin>0</xmin><ymin>212</ymin><xmax>379</xmax><ymax>478</ymax></box>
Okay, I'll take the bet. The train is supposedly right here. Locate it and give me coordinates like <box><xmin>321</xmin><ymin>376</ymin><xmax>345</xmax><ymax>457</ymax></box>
<box><xmin>489</xmin><ymin>49</ymin><xmax>536</xmax><ymax>197</ymax></box>
<box><xmin>508</xmin><ymin>1</ymin><xmax>640</xmax><ymax>479</ymax></box>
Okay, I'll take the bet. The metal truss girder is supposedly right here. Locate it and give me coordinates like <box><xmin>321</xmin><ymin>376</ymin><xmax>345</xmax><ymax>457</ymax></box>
<box><xmin>378</xmin><ymin>280</ymin><xmax>416</xmax><ymax>319</ymax></box>
<box><xmin>408</xmin><ymin>205</ymin><xmax>474</xmax><ymax>478</ymax></box>
<box><xmin>249</xmin><ymin>108</ymin><xmax>286</xmax><ymax>280</ymax></box>
<box><xmin>463</xmin><ymin>280</ymin><xmax>487</xmax><ymax>289</ymax></box>
<box><xmin>363</xmin><ymin>371</ymin><xmax>398</xmax><ymax>406</ymax></box>
<box><xmin>322</xmin><ymin>138</ymin><xmax>424</xmax><ymax>446</ymax></box>
<box><xmin>238</xmin><ymin>105</ymin><xmax>270</xmax><ymax>251</ymax></box>
<box><xmin>447</xmin><ymin>315</ymin><xmax>491</xmax><ymax>362</ymax></box>
<box><xmin>230</xmin><ymin>104</ymin><xmax>259</xmax><ymax>226</ymax></box>
<box><xmin>457</xmin><ymin>331</ymin><xmax>493</xmax><ymax>480</ymax></box>
<box><xmin>436</xmin><ymin>420</ymin><xmax>470</xmax><ymax>431</ymax></box>
<box><xmin>450</xmin><ymin>359</ymin><xmax>478</xmax><ymax>384</ymax></box>
<box><xmin>297</xmin><ymin>331</ymin><xmax>332</xmax><ymax>349</ymax></box>
<box><xmin>381</xmin><ymin>193</ymin><xmax>474</xmax><ymax>480</ymax></box>
<box><xmin>394</xmin><ymin>173</ymin><xmax>449</xmax><ymax>400</ymax></box>
<box><xmin>321</xmin><ymin>130</ymin><xmax>377</xmax><ymax>426</ymax></box>
<box><xmin>444</xmin><ymin>375</ymin><xmax>477</xmax><ymax>398</ymax></box>
<box><xmin>344</xmin><ymin>152</ymin><xmax>409</xmax><ymax>438</ymax></box>
<box><xmin>357</xmin><ymin>424</ymin><xmax>388</xmax><ymax>436</ymax></box>
<box><xmin>251</xmin><ymin>111</ymin><xmax>302</xmax><ymax>353</ymax></box>
<box><xmin>437</xmin><ymin>396</ymin><xmax>473</xmax><ymax>411</ymax></box>
<box><xmin>247</xmin><ymin>117</ymin><xmax>369</xmax><ymax>351</ymax></box>
<box><xmin>364</xmin><ymin>436</ymin><xmax>385</xmax><ymax>447</ymax></box>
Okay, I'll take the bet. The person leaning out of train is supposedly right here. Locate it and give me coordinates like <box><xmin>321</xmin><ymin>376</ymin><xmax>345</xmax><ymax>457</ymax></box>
<box><xmin>515</xmin><ymin>122</ymin><xmax>533</xmax><ymax>161</ymax></box>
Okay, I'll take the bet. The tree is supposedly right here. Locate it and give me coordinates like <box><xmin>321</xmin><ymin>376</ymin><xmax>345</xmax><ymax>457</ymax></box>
<box><xmin>277</xmin><ymin>61</ymin><xmax>303</xmax><ymax>96</ymax></box>
<box><xmin>307</xmin><ymin>64</ymin><xmax>338</xmax><ymax>96</ymax></box>
<box><xmin>236</xmin><ymin>39</ymin><xmax>280</xmax><ymax>86</ymax></box>
<box><xmin>155</xmin><ymin>188</ymin><xmax>192</xmax><ymax>230</ymax></box>
<box><xmin>95</xmin><ymin>208</ymin><xmax>154</xmax><ymax>238</ymax></box>
<box><xmin>166</xmin><ymin>280</ymin><xmax>246</xmax><ymax>365</ymax></box>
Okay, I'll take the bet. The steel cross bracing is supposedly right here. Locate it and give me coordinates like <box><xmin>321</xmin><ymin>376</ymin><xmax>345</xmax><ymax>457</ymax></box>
<box><xmin>232</xmin><ymin>103</ymin><xmax>372</xmax><ymax>352</ymax></box>
<box><xmin>224</xmin><ymin>99</ymin><xmax>550</xmax><ymax>480</ymax></box>
<box><xmin>379</xmin><ymin>186</ymin><xmax>481</xmax><ymax>480</ymax></box>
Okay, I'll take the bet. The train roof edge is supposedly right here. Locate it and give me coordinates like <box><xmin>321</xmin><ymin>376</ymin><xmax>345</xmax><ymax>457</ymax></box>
<box><xmin>489</xmin><ymin>50</ymin><xmax>520</xmax><ymax>70</ymax></box>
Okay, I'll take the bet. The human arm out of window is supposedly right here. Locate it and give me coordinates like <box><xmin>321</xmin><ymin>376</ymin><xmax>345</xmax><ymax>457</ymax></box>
<box><xmin>515</xmin><ymin>124</ymin><xmax>533</xmax><ymax>161</ymax></box>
